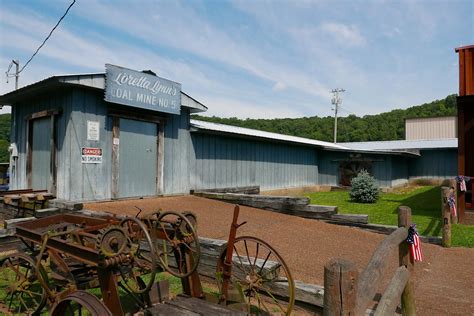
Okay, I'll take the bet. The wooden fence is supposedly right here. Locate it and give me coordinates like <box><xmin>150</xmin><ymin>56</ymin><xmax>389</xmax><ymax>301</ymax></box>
<box><xmin>441</xmin><ymin>186</ymin><xmax>454</xmax><ymax>247</ymax></box>
<box><xmin>323</xmin><ymin>206</ymin><xmax>416</xmax><ymax>315</ymax></box>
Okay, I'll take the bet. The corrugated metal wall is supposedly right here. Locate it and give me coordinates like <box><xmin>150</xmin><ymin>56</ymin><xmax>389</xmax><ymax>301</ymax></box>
<box><xmin>408</xmin><ymin>149</ymin><xmax>458</xmax><ymax>179</ymax></box>
<box><xmin>163</xmin><ymin>108</ymin><xmax>193</xmax><ymax>195</ymax></box>
<box><xmin>68</xmin><ymin>90</ymin><xmax>195</xmax><ymax>199</ymax></box>
<box><xmin>65</xmin><ymin>88</ymin><xmax>112</xmax><ymax>201</ymax></box>
<box><xmin>10</xmin><ymin>88</ymin><xmax>75</xmax><ymax>192</ymax></box>
<box><xmin>31</xmin><ymin>117</ymin><xmax>52</xmax><ymax>190</ymax></box>
<box><xmin>11</xmin><ymin>87</ymin><xmax>195</xmax><ymax>200</ymax></box>
<box><xmin>391</xmin><ymin>156</ymin><xmax>409</xmax><ymax>187</ymax></box>
<box><xmin>189</xmin><ymin>133</ymin><xmax>318</xmax><ymax>191</ymax></box>
<box><xmin>317</xmin><ymin>150</ymin><xmax>339</xmax><ymax>186</ymax></box>
<box><xmin>405</xmin><ymin>117</ymin><xmax>457</xmax><ymax>140</ymax></box>
<box><xmin>118</xmin><ymin>118</ymin><xmax>158</xmax><ymax>198</ymax></box>
<box><xmin>318</xmin><ymin>150</ymin><xmax>394</xmax><ymax>187</ymax></box>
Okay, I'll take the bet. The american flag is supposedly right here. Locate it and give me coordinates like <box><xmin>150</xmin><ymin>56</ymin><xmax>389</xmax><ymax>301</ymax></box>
<box><xmin>448</xmin><ymin>196</ymin><xmax>457</xmax><ymax>217</ymax></box>
<box><xmin>406</xmin><ymin>224</ymin><xmax>423</xmax><ymax>262</ymax></box>
<box><xmin>456</xmin><ymin>175</ymin><xmax>468</xmax><ymax>192</ymax></box>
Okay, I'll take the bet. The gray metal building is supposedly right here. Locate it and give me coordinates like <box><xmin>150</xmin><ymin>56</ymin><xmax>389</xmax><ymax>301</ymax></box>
<box><xmin>0</xmin><ymin>70</ymin><xmax>206</xmax><ymax>201</ymax></box>
<box><xmin>0</xmin><ymin>65</ymin><xmax>458</xmax><ymax>202</ymax></box>
<box><xmin>189</xmin><ymin>120</ymin><xmax>418</xmax><ymax>189</ymax></box>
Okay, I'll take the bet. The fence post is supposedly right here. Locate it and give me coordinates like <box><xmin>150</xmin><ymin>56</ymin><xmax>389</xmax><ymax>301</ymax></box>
<box><xmin>398</xmin><ymin>206</ymin><xmax>416</xmax><ymax>316</ymax></box>
<box><xmin>323</xmin><ymin>258</ymin><xmax>358</xmax><ymax>316</ymax></box>
<box><xmin>441</xmin><ymin>187</ymin><xmax>452</xmax><ymax>247</ymax></box>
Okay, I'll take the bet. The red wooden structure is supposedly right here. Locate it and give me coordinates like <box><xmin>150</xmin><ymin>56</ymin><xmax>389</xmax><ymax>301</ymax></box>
<box><xmin>455</xmin><ymin>45</ymin><xmax>474</xmax><ymax>223</ymax></box>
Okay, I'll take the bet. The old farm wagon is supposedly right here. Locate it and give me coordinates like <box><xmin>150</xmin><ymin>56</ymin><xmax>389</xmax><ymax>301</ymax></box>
<box><xmin>0</xmin><ymin>206</ymin><xmax>296</xmax><ymax>315</ymax></box>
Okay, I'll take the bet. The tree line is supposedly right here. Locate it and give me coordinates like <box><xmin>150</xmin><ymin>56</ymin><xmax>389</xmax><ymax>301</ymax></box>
<box><xmin>0</xmin><ymin>114</ymin><xmax>10</xmax><ymax>162</ymax></box>
<box><xmin>192</xmin><ymin>94</ymin><xmax>457</xmax><ymax>143</ymax></box>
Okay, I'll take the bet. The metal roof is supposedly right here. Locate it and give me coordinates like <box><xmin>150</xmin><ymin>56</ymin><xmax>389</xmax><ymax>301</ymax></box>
<box><xmin>0</xmin><ymin>73</ymin><xmax>208</xmax><ymax>113</ymax></box>
<box><xmin>455</xmin><ymin>44</ymin><xmax>474</xmax><ymax>52</ymax></box>
<box><xmin>339</xmin><ymin>138</ymin><xmax>458</xmax><ymax>151</ymax></box>
<box><xmin>190</xmin><ymin>119</ymin><xmax>348</xmax><ymax>149</ymax></box>
<box><xmin>190</xmin><ymin>120</ymin><xmax>421</xmax><ymax>157</ymax></box>
<box><xmin>190</xmin><ymin>119</ymin><xmax>402</xmax><ymax>152</ymax></box>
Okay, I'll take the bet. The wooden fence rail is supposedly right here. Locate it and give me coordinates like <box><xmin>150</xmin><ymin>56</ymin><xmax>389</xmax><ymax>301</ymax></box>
<box><xmin>323</xmin><ymin>206</ymin><xmax>416</xmax><ymax>316</ymax></box>
<box><xmin>374</xmin><ymin>266</ymin><xmax>410</xmax><ymax>316</ymax></box>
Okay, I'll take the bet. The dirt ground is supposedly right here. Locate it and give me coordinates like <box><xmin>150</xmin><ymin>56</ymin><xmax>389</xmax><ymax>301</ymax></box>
<box><xmin>85</xmin><ymin>195</ymin><xmax>474</xmax><ymax>315</ymax></box>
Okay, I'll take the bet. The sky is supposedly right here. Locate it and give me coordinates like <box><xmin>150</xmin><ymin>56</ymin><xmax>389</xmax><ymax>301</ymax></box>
<box><xmin>0</xmin><ymin>0</ymin><xmax>472</xmax><ymax>118</ymax></box>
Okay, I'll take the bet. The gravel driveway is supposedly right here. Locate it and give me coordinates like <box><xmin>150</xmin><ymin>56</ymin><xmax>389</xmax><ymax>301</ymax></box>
<box><xmin>85</xmin><ymin>195</ymin><xmax>474</xmax><ymax>315</ymax></box>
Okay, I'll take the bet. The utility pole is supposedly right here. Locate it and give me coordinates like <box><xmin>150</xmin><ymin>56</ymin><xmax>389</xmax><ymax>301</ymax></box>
<box><xmin>6</xmin><ymin>59</ymin><xmax>20</xmax><ymax>90</ymax></box>
<box><xmin>12</xmin><ymin>60</ymin><xmax>19</xmax><ymax>90</ymax></box>
<box><xmin>331</xmin><ymin>88</ymin><xmax>345</xmax><ymax>143</ymax></box>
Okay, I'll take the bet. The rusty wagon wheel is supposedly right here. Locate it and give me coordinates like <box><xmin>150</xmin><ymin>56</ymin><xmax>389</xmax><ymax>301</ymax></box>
<box><xmin>155</xmin><ymin>211</ymin><xmax>201</xmax><ymax>278</ymax></box>
<box><xmin>216</xmin><ymin>236</ymin><xmax>295</xmax><ymax>316</ymax></box>
<box><xmin>119</xmin><ymin>217</ymin><xmax>157</xmax><ymax>294</ymax></box>
<box><xmin>0</xmin><ymin>252</ymin><xmax>48</xmax><ymax>315</ymax></box>
<box><xmin>51</xmin><ymin>290</ymin><xmax>112</xmax><ymax>316</ymax></box>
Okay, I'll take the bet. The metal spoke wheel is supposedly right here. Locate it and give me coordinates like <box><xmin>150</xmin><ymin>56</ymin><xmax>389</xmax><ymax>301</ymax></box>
<box><xmin>0</xmin><ymin>252</ymin><xmax>48</xmax><ymax>315</ymax></box>
<box><xmin>155</xmin><ymin>211</ymin><xmax>200</xmax><ymax>278</ymax></box>
<box><xmin>51</xmin><ymin>290</ymin><xmax>112</xmax><ymax>316</ymax></box>
<box><xmin>119</xmin><ymin>217</ymin><xmax>157</xmax><ymax>294</ymax></box>
<box><xmin>216</xmin><ymin>236</ymin><xmax>295</xmax><ymax>316</ymax></box>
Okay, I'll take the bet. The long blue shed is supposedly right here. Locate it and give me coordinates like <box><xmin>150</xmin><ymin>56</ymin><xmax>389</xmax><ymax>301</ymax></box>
<box><xmin>0</xmin><ymin>66</ymin><xmax>458</xmax><ymax>202</ymax></box>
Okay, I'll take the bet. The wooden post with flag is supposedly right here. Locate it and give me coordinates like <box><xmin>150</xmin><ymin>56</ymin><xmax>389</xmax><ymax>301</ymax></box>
<box><xmin>441</xmin><ymin>186</ymin><xmax>452</xmax><ymax>247</ymax></box>
<box><xmin>398</xmin><ymin>206</ymin><xmax>416</xmax><ymax>316</ymax></box>
<box><xmin>449</xmin><ymin>179</ymin><xmax>458</xmax><ymax>224</ymax></box>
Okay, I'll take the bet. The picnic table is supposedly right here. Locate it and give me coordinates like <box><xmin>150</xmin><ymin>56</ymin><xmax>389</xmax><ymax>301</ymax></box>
<box><xmin>1</xmin><ymin>190</ymin><xmax>54</xmax><ymax>218</ymax></box>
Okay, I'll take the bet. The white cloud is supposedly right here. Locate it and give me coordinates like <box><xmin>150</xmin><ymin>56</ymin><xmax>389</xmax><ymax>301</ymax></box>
<box><xmin>320</xmin><ymin>22</ymin><xmax>366</xmax><ymax>47</ymax></box>
<box><xmin>273</xmin><ymin>81</ymin><xmax>287</xmax><ymax>91</ymax></box>
<box><xmin>201</xmin><ymin>96</ymin><xmax>304</xmax><ymax>119</ymax></box>
<box><xmin>71</xmin><ymin>1</ymin><xmax>331</xmax><ymax>99</ymax></box>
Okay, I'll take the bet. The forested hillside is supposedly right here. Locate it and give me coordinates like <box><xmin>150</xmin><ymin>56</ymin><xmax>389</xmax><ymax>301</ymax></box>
<box><xmin>192</xmin><ymin>94</ymin><xmax>457</xmax><ymax>143</ymax></box>
<box><xmin>0</xmin><ymin>114</ymin><xmax>10</xmax><ymax>162</ymax></box>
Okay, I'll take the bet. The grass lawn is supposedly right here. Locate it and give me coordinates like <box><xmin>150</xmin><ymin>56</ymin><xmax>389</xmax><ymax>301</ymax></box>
<box><xmin>306</xmin><ymin>186</ymin><xmax>474</xmax><ymax>247</ymax></box>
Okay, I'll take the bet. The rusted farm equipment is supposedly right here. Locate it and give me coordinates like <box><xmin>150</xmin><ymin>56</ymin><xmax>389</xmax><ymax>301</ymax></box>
<box><xmin>0</xmin><ymin>210</ymin><xmax>200</xmax><ymax>315</ymax></box>
<box><xmin>216</xmin><ymin>205</ymin><xmax>296</xmax><ymax>315</ymax></box>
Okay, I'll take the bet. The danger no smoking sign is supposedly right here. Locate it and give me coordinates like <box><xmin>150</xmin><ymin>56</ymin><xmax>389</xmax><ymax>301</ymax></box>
<box><xmin>81</xmin><ymin>147</ymin><xmax>103</xmax><ymax>164</ymax></box>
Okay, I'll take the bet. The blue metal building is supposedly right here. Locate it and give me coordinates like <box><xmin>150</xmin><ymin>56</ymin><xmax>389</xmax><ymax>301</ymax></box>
<box><xmin>0</xmin><ymin>65</ymin><xmax>458</xmax><ymax>202</ymax></box>
<box><xmin>0</xmin><ymin>70</ymin><xmax>206</xmax><ymax>201</ymax></box>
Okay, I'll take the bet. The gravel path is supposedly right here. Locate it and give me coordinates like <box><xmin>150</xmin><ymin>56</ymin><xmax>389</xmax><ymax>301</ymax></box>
<box><xmin>85</xmin><ymin>195</ymin><xmax>474</xmax><ymax>315</ymax></box>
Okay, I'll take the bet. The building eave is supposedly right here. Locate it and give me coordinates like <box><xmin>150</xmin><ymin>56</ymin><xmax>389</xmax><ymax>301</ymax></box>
<box><xmin>0</xmin><ymin>73</ymin><xmax>207</xmax><ymax>113</ymax></box>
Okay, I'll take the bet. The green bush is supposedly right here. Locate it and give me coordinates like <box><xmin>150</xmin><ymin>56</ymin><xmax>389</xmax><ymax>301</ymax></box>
<box><xmin>349</xmin><ymin>170</ymin><xmax>380</xmax><ymax>203</ymax></box>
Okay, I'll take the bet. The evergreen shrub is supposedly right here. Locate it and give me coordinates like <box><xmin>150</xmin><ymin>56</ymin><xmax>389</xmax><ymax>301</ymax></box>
<box><xmin>349</xmin><ymin>170</ymin><xmax>380</xmax><ymax>203</ymax></box>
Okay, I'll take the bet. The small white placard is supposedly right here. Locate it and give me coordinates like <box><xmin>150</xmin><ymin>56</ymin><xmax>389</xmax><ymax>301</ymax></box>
<box><xmin>87</xmin><ymin>121</ymin><xmax>100</xmax><ymax>141</ymax></box>
<box><xmin>113</xmin><ymin>138</ymin><xmax>120</xmax><ymax>145</ymax></box>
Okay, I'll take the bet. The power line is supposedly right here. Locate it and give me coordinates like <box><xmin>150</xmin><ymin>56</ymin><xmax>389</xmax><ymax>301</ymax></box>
<box><xmin>339</xmin><ymin>105</ymin><xmax>357</xmax><ymax>116</ymax></box>
<box><xmin>9</xmin><ymin>0</ymin><xmax>76</xmax><ymax>75</ymax></box>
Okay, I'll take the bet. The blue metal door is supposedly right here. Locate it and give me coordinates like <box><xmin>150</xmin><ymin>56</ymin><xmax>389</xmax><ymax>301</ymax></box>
<box><xmin>118</xmin><ymin>118</ymin><xmax>157</xmax><ymax>198</ymax></box>
<box><xmin>31</xmin><ymin>117</ymin><xmax>51</xmax><ymax>190</ymax></box>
